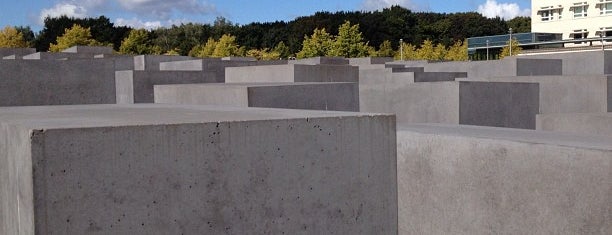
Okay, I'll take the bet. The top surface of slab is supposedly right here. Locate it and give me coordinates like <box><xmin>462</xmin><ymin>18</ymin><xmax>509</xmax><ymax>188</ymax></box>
<box><xmin>0</xmin><ymin>104</ymin><xmax>387</xmax><ymax>129</ymax></box>
<box><xmin>399</xmin><ymin>123</ymin><xmax>612</xmax><ymax>151</ymax></box>
<box><xmin>156</xmin><ymin>82</ymin><xmax>355</xmax><ymax>88</ymax></box>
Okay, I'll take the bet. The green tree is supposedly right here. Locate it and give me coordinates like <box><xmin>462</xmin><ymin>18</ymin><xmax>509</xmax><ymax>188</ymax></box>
<box><xmin>507</xmin><ymin>17</ymin><xmax>531</xmax><ymax>33</ymax></box>
<box><xmin>164</xmin><ymin>48</ymin><xmax>180</xmax><ymax>56</ymax></box>
<box><xmin>212</xmin><ymin>34</ymin><xmax>240</xmax><ymax>57</ymax></box>
<box><xmin>189</xmin><ymin>37</ymin><xmax>217</xmax><ymax>57</ymax></box>
<box><xmin>329</xmin><ymin>21</ymin><xmax>371</xmax><ymax>58</ymax></box>
<box><xmin>15</xmin><ymin>26</ymin><xmax>35</xmax><ymax>47</ymax></box>
<box><xmin>499</xmin><ymin>38</ymin><xmax>522</xmax><ymax>58</ymax></box>
<box><xmin>377</xmin><ymin>40</ymin><xmax>395</xmax><ymax>57</ymax></box>
<box><xmin>433</xmin><ymin>43</ymin><xmax>447</xmax><ymax>60</ymax></box>
<box><xmin>296</xmin><ymin>28</ymin><xmax>333</xmax><ymax>59</ymax></box>
<box><xmin>36</xmin><ymin>16</ymin><xmax>130</xmax><ymax>51</ymax></box>
<box><xmin>247</xmin><ymin>48</ymin><xmax>280</xmax><ymax>60</ymax></box>
<box><xmin>0</xmin><ymin>26</ymin><xmax>28</xmax><ymax>48</ymax></box>
<box><xmin>415</xmin><ymin>39</ymin><xmax>438</xmax><ymax>60</ymax></box>
<box><xmin>49</xmin><ymin>24</ymin><xmax>102</xmax><ymax>52</ymax></box>
<box><xmin>444</xmin><ymin>40</ymin><xmax>468</xmax><ymax>61</ymax></box>
<box><xmin>119</xmin><ymin>29</ymin><xmax>159</xmax><ymax>55</ymax></box>
<box><xmin>394</xmin><ymin>42</ymin><xmax>417</xmax><ymax>60</ymax></box>
<box><xmin>273</xmin><ymin>41</ymin><xmax>291</xmax><ymax>59</ymax></box>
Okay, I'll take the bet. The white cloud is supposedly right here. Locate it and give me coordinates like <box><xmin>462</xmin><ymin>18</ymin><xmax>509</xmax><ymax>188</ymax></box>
<box><xmin>477</xmin><ymin>0</ymin><xmax>530</xmax><ymax>20</ymax></box>
<box><xmin>114</xmin><ymin>18</ymin><xmax>190</xmax><ymax>29</ymax></box>
<box><xmin>39</xmin><ymin>3</ymin><xmax>88</xmax><ymax>25</ymax></box>
<box><xmin>116</xmin><ymin>0</ymin><xmax>216</xmax><ymax>20</ymax></box>
<box><xmin>361</xmin><ymin>0</ymin><xmax>419</xmax><ymax>11</ymax></box>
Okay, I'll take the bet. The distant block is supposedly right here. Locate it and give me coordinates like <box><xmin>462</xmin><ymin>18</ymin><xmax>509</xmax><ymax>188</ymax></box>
<box><xmin>62</xmin><ymin>46</ymin><xmax>114</xmax><ymax>54</ymax></box>
<box><xmin>115</xmin><ymin>70</ymin><xmax>219</xmax><ymax>104</ymax></box>
<box><xmin>536</xmin><ymin>112</ymin><xmax>612</xmax><ymax>136</ymax></box>
<box><xmin>461</xmin><ymin>75</ymin><xmax>608</xmax><ymax>114</ymax></box>
<box><xmin>424</xmin><ymin>57</ymin><xmax>562</xmax><ymax>78</ymax></box>
<box><xmin>22</xmin><ymin>52</ymin><xmax>95</xmax><ymax>60</ymax></box>
<box><xmin>159</xmin><ymin>58</ymin><xmax>287</xmax><ymax>71</ymax></box>
<box><xmin>154</xmin><ymin>82</ymin><xmax>359</xmax><ymax>111</ymax></box>
<box><xmin>523</xmin><ymin>50</ymin><xmax>612</xmax><ymax>75</ymax></box>
<box><xmin>289</xmin><ymin>57</ymin><xmax>349</xmax><ymax>65</ymax></box>
<box><xmin>0</xmin><ymin>48</ymin><xmax>36</xmax><ymax>58</ymax></box>
<box><xmin>359</xmin><ymin>71</ymin><xmax>539</xmax><ymax>129</ymax></box>
<box><xmin>226</xmin><ymin>64</ymin><xmax>359</xmax><ymax>83</ymax></box>
<box><xmin>133</xmin><ymin>55</ymin><xmax>196</xmax><ymax>71</ymax></box>
<box><xmin>349</xmin><ymin>57</ymin><xmax>393</xmax><ymax>65</ymax></box>
<box><xmin>0</xmin><ymin>104</ymin><xmax>397</xmax><ymax>234</ymax></box>
<box><xmin>397</xmin><ymin>124</ymin><xmax>611</xmax><ymax>234</ymax></box>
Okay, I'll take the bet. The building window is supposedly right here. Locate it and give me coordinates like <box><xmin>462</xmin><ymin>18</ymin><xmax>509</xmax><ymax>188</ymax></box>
<box><xmin>538</xmin><ymin>7</ymin><xmax>563</xmax><ymax>21</ymax></box>
<box><xmin>571</xmin><ymin>30</ymin><xmax>589</xmax><ymax>44</ymax></box>
<box><xmin>601</xmin><ymin>3</ymin><xmax>612</xmax><ymax>15</ymax></box>
<box><xmin>541</xmin><ymin>10</ymin><xmax>552</xmax><ymax>21</ymax></box>
<box><xmin>573</xmin><ymin>5</ymin><xmax>589</xmax><ymax>18</ymax></box>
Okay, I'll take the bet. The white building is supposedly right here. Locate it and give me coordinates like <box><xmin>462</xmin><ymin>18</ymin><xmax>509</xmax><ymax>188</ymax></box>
<box><xmin>532</xmin><ymin>0</ymin><xmax>612</xmax><ymax>45</ymax></box>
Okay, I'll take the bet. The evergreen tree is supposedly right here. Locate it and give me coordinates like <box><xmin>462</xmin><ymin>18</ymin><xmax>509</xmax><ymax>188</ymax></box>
<box><xmin>49</xmin><ymin>25</ymin><xmax>102</xmax><ymax>52</ymax></box>
<box><xmin>296</xmin><ymin>28</ymin><xmax>333</xmax><ymax>59</ymax></box>
<box><xmin>329</xmin><ymin>21</ymin><xmax>371</xmax><ymax>58</ymax></box>
<box><xmin>0</xmin><ymin>26</ymin><xmax>28</xmax><ymax>48</ymax></box>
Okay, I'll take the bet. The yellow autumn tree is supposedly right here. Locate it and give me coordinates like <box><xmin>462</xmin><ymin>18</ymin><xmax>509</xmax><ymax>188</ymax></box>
<box><xmin>49</xmin><ymin>25</ymin><xmax>102</xmax><ymax>52</ymax></box>
<box><xmin>0</xmin><ymin>26</ymin><xmax>27</xmax><ymax>48</ymax></box>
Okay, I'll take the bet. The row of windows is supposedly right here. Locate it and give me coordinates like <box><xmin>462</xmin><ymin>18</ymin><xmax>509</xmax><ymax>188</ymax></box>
<box><xmin>538</xmin><ymin>2</ymin><xmax>612</xmax><ymax>22</ymax></box>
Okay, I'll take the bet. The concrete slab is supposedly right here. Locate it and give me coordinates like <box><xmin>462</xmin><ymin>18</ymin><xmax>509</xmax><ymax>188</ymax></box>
<box><xmin>397</xmin><ymin>123</ymin><xmax>611</xmax><ymax>234</ymax></box>
<box><xmin>424</xmin><ymin>57</ymin><xmax>563</xmax><ymax>78</ymax></box>
<box><xmin>359</xmin><ymin>70</ymin><xmax>539</xmax><ymax>129</ymax></box>
<box><xmin>154</xmin><ymin>82</ymin><xmax>359</xmax><ymax>111</ymax></box>
<box><xmin>289</xmin><ymin>57</ymin><xmax>348</xmax><ymax>65</ymax></box>
<box><xmin>0</xmin><ymin>48</ymin><xmax>36</xmax><ymax>59</ymax></box>
<box><xmin>115</xmin><ymin>70</ymin><xmax>220</xmax><ymax>104</ymax></box>
<box><xmin>22</xmin><ymin>52</ymin><xmax>96</xmax><ymax>60</ymax></box>
<box><xmin>349</xmin><ymin>57</ymin><xmax>393</xmax><ymax>65</ymax></box>
<box><xmin>0</xmin><ymin>104</ymin><xmax>397</xmax><ymax>235</ymax></box>
<box><xmin>133</xmin><ymin>55</ymin><xmax>196</xmax><ymax>71</ymax></box>
<box><xmin>62</xmin><ymin>46</ymin><xmax>114</xmax><ymax>54</ymax></box>
<box><xmin>536</xmin><ymin>112</ymin><xmax>612</xmax><ymax>136</ymax></box>
<box><xmin>459</xmin><ymin>75</ymin><xmax>609</xmax><ymax>114</ymax></box>
<box><xmin>226</xmin><ymin>64</ymin><xmax>359</xmax><ymax>83</ymax></box>
<box><xmin>521</xmin><ymin>50</ymin><xmax>612</xmax><ymax>75</ymax></box>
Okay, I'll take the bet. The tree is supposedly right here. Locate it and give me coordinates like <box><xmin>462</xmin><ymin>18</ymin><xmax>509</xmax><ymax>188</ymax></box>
<box><xmin>119</xmin><ymin>29</ymin><xmax>159</xmax><ymax>55</ymax></box>
<box><xmin>377</xmin><ymin>40</ymin><xmax>395</xmax><ymax>57</ymax></box>
<box><xmin>49</xmin><ymin>24</ymin><xmax>102</xmax><ymax>52</ymax></box>
<box><xmin>0</xmin><ymin>26</ymin><xmax>28</xmax><ymax>48</ymax></box>
<box><xmin>499</xmin><ymin>38</ymin><xmax>522</xmax><ymax>58</ymax></box>
<box><xmin>507</xmin><ymin>17</ymin><xmax>531</xmax><ymax>33</ymax></box>
<box><xmin>444</xmin><ymin>40</ymin><xmax>468</xmax><ymax>61</ymax></box>
<box><xmin>247</xmin><ymin>48</ymin><xmax>280</xmax><ymax>60</ymax></box>
<box><xmin>415</xmin><ymin>39</ymin><xmax>438</xmax><ymax>60</ymax></box>
<box><xmin>189</xmin><ymin>37</ymin><xmax>217</xmax><ymax>57</ymax></box>
<box><xmin>212</xmin><ymin>34</ymin><xmax>240</xmax><ymax>57</ymax></box>
<box><xmin>433</xmin><ymin>43</ymin><xmax>447</xmax><ymax>60</ymax></box>
<box><xmin>273</xmin><ymin>41</ymin><xmax>291</xmax><ymax>59</ymax></box>
<box><xmin>36</xmin><ymin>16</ymin><xmax>130</xmax><ymax>51</ymax></box>
<box><xmin>394</xmin><ymin>42</ymin><xmax>417</xmax><ymax>60</ymax></box>
<box><xmin>15</xmin><ymin>26</ymin><xmax>35</xmax><ymax>47</ymax></box>
<box><xmin>329</xmin><ymin>21</ymin><xmax>371</xmax><ymax>58</ymax></box>
<box><xmin>296</xmin><ymin>28</ymin><xmax>334</xmax><ymax>58</ymax></box>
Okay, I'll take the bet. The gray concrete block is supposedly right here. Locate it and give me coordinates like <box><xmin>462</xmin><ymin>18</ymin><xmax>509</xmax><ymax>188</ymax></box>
<box><xmin>226</xmin><ymin>64</ymin><xmax>359</xmax><ymax>83</ymax></box>
<box><xmin>385</xmin><ymin>60</ymin><xmax>429</xmax><ymax>68</ymax></box>
<box><xmin>22</xmin><ymin>52</ymin><xmax>96</xmax><ymax>60</ymax></box>
<box><xmin>133</xmin><ymin>55</ymin><xmax>196</xmax><ymax>71</ymax></box>
<box><xmin>460</xmin><ymin>75</ymin><xmax>608</xmax><ymax>114</ymax></box>
<box><xmin>536</xmin><ymin>112</ymin><xmax>612</xmax><ymax>136</ymax></box>
<box><xmin>0</xmin><ymin>104</ymin><xmax>397</xmax><ymax>235</ymax></box>
<box><xmin>289</xmin><ymin>57</ymin><xmax>349</xmax><ymax>65</ymax></box>
<box><xmin>359</xmin><ymin>70</ymin><xmax>539</xmax><ymax>129</ymax></box>
<box><xmin>349</xmin><ymin>57</ymin><xmax>393</xmax><ymax>65</ymax></box>
<box><xmin>115</xmin><ymin>70</ymin><xmax>221</xmax><ymax>104</ymax></box>
<box><xmin>397</xmin><ymin>123</ymin><xmax>611</xmax><ymax>234</ymax></box>
<box><xmin>0</xmin><ymin>59</ymin><xmax>116</xmax><ymax>106</ymax></box>
<box><xmin>0</xmin><ymin>48</ymin><xmax>36</xmax><ymax>58</ymax></box>
<box><xmin>424</xmin><ymin>57</ymin><xmax>562</xmax><ymax>78</ymax></box>
<box><xmin>154</xmin><ymin>82</ymin><xmax>359</xmax><ymax>111</ymax></box>
<box><xmin>159</xmin><ymin>58</ymin><xmax>288</xmax><ymax>71</ymax></box>
<box><xmin>522</xmin><ymin>51</ymin><xmax>612</xmax><ymax>75</ymax></box>
<box><xmin>221</xmin><ymin>56</ymin><xmax>257</xmax><ymax>61</ymax></box>
<box><xmin>62</xmin><ymin>46</ymin><xmax>114</xmax><ymax>54</ymax></box>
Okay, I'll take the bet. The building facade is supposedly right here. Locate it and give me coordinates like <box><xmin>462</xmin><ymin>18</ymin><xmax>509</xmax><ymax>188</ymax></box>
<box><xmin>532</xmin><ymin>0</ymin><xmax>612</xmax><ymax>44</ymax></box>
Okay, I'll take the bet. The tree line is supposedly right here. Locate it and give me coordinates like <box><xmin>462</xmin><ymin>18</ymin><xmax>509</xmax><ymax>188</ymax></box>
<box><xmin>0</xmin><ymin>6</ymin><xmax>530</xmax><ymax>59</ymax></box>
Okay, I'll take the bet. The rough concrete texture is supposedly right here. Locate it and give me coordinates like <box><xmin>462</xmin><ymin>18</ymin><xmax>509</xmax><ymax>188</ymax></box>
<box><xmin>226</xmin><ymin>64</ymin><xmax>359</xmax><ymax>83</ymax></box>
<box><xmin>0</xmin><ymin>104</ymin><xmax>397</xmax><ymax>235</ymax></box>
<box><xmin>424</xmin><ymin>57</ymin><xmax>563</xmax><ymax>78</ymax></box>
<box><xmin>22</xmin><ymin>52</ymin><xmax>98</xmax><ymax>60</ymax></box>
<box><xmin>521</xmin><ymin>50</ymin><xmax>612</xmax><ymax>75</ymax></box>
<box><xmin>0</xmin><ymin>48</ymin><xmax>36</xmax><ymax>58</ymax></box>
<box><xmin>397</xmin><ymin>123</ymin><xmax>611</xmax><ymax>234</ymax></box>
<box><xmin>289</xmin><ymin>57</ymin><xmax>348</xmax><ymax>65</ymax></box>
<box><xmin>385</xmin><ymin>60</ymin><xmax>429</xmax><ymax>68</ymax></box>
<box><xmin>133</xmin><ymin>55</ymin><xmax>196</xmax><ymax>71</ymax></box>
<box><xmin>460</xmin><ymin>75</ymin><xmax>608</xmax><ymax>114</ymax></box>
<box><xmin>115</xmin><ymin>70</ymin><xmax>219</xmax><ymax>104</ymax></box>
<box><xmin>159</xmin><ymin>58</ymin><xmax>287</xmax><ymax>71</ymax></box>
<box><xmin>349</xmin><ymin>57</ymin><xmax>393</xmax><ymax>65</ymax></box>
<box><xmin>62</xmin><ymin>46</ymin><xmax>114</xmax><ymax>54</ymax></box>
<box><xmin>154</xmin><ymin>82</ymin><xmax>359</xmax><ymax>111</ymax></box>
<box><xmin>536</xmin><ymin>112</ymin><xmax>612</xmax><ymax>136</ymax></box>
<box><xmin>359</xmin><ymin>68</ymin><xmax>539</xmax><ymax>128</ymax></box>
<box><xmin>0</xmin><ymin>59</ymin><xmax>116</xmax><ymax>106</ymax></box>
<box><xmin>221</xmin><ymin>56</ymin><xmax>257</xmax><ymax>61</ymax></box>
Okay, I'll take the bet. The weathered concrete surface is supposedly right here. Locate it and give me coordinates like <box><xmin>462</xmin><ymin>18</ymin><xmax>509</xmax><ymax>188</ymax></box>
<box><xmin>349</xmin><ymin>57</ymin><xmax>393</xmax><ymax>65</ymax></box>
<box><xmin>460</xmin><ymin>75</ymin><xmax>608</xmax><ymax>114</ymax></box>
<box><xmin>22</xmin><ymin>52</ymin><xmax>97</xmax><ymax>60</ymax></box>
<box><xmin>62</xmin><ymin>46</ymin><xmax>114</xmax><ymax>54</ymax></box>
<box><xmin>159</xmin><ymin>58</ymin><xmax>287</xmax><ymax>71</ymax></box>
<box><xmin>397</xmin><ymin>123</ymin><xmax>611</xmax><ymax>234</ymax></box>
<box><xmin>536</xmin><ymin>112</ymin><xmax>612</xmax><ymax>136</ymax></box>
<box><xmin>0</xmin><ymin>59</ymin><xmax>116</xmax><ymax>106</ymax></box>
<box><xmin>133</xmin><ymin>55</ymin><xmax>196</xmax><ymax>71</ymax></box>
<box><xmin>154</xmin><ymin>82</ymin><xmax>359</xmax><ymax>111</ymax></box>
<box><xmin>521</xmin><ymin>50</ymin><xmax>612</xmax><ymax>75</ymax></box>
<box><xmin>115</xmin><ymin>70</ymin><xmax>219</xmax><ymax>104</ymax></box>
<box><xmin>359</xmin><ymin>69</ymin><xmax>539</xmax><ymax>129</ymax></box>
<box><xmin>0</xmin><ymin>104</ymin><xmax>397</xmax><ymax>235</ymax></box>
<box><xmin>0</xmin><ymin>48</ymin><xmax>36</xmax><ymax>58</ymax></box>
<box><xmin>226</xmin><ymin>64</ymin><xmax>359</xmax><ymax>83</ymax></box>
<box><xmin>424</xmin><ymin>57</ymin><xmax>562</xmax><ymax>78</ymax></box>
<box><xmin>289</xmin><ymin>57</ymin><xmax>348</xmax><ymax>65</ymax></box>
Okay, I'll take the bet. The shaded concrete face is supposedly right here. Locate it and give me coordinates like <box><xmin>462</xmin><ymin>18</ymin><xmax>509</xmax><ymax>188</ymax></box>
<box><xmin>290</xmin><ymin>57</ymin><xmax>349</xmax><ymax>65</ymax></box>
<box><xmin>0</xmin><ymin>48</ymin><xmax>36</xmax><ymax>58</ymax></box>
<box><xmin>0</xmin><ymin>60</ymin><xmax>116</xmax><ymax>106</ymax></box>
<box><xmin>115</xmin><ymin>70</ymin><xmax>220</xmax><ymax>104</ymax></box>
<box><xmin>349</xmin><ymin>57</ymin><xmax>393</xmax><ymax>65</ymax></box>
<box><xmin>226</xmin><ymin>64</ymin><xmax>359</xmax><ymax>83</ymax></box>
<box><xmin>154</xmin><ymin>83</ymin><xmax>359</xmax><ymax>111</ymax></box>
<box><xmin>424</xmin><ymin>58</ymin><xmax>562</xmax><ymax>78</ymax></box>
<box><xmin>459</xmin><ymin>81</ymin><xmax>539</xmax><ymax>129</ymax></box>
<box><xmin>522</xmin><ymin>51</ymin><xmax>612</xmax><ymax>75</ymax></box>
<box><xmin>0</xmin><ymin>104</ymin><xmax>397</xmax><ymax>235</ymax></box>
<box><xmin>536</xmin><ymin>112</ymin><xmax>612</xmax><ymax>136</ymax></box>
<box><xmin>133</xmin><ymin>55</ymin><xmax>195</xmax><ymax>71</ymax></box>
<box><xmin>397</xmin><ymin>124</ymin><xmax>612</xmax><ymax>235</ymax></box>
<box><xmin>62</xmin><ymin>46</ymin><xmax>113</xmax><ymax>54</ymax></box>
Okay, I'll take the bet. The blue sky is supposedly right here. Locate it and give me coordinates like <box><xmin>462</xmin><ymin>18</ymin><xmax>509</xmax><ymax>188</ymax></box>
<box><xmin>1</xmin><ymin>0</ymin><xmax>531</xmax><ymax>31</ymax></box>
